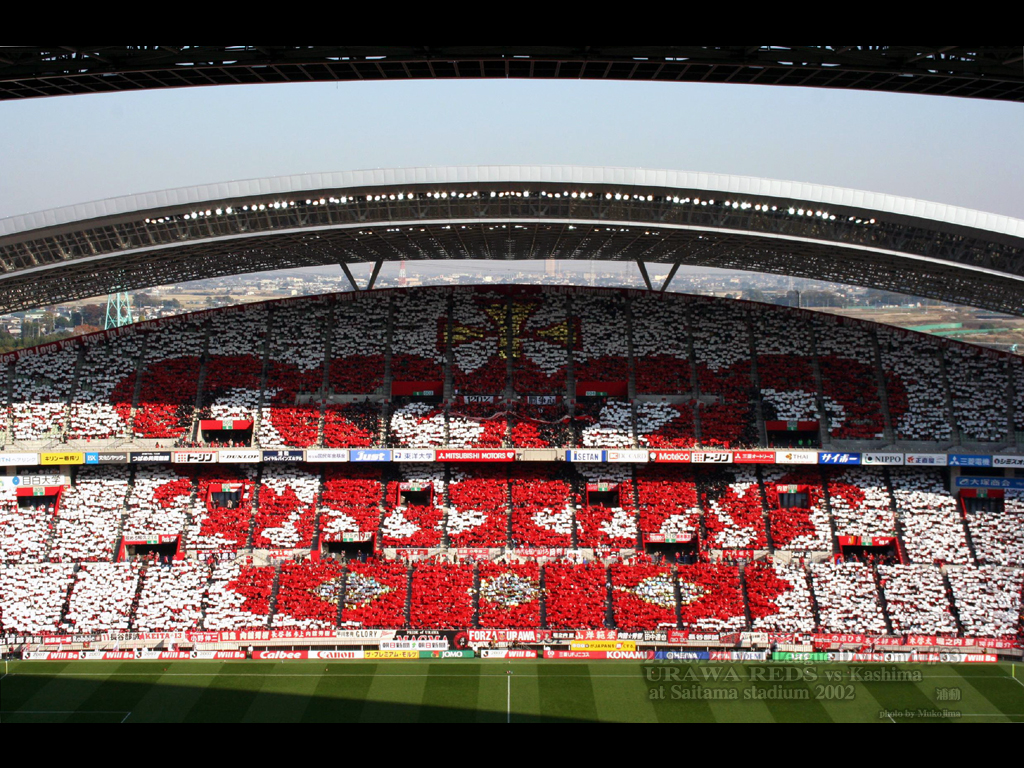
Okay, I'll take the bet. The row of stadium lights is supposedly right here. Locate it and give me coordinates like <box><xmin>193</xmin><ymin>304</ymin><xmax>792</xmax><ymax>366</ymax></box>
<box><xmin>142</xmin><ymin>191</ymin><xmax>876</xmax><ymax>227</ymax></box>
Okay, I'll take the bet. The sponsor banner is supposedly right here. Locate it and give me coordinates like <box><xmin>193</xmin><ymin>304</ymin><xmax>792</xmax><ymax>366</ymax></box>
<box><xmin>955</xmin><ymin>477</ymin><xmax>1024</xmax><ymax>491</ymax></box>
<box><xmin>992</xmin><ymin>455</ymin><xmax>1024</xmax><ymax>468</ymax></box>
<box><xmin>720</xmin><ymin>549</ymin><xmax>755</xmax><ymax>561</ymax></box>
<box><xmin>775</xmin><ymin>450</ymin><xmax>818</xmax><ymax>465</ymax></box>
<box><xmin>190</xmin><ymin>651</ymin><xmax>247</xmax><ymax>660</ymax></box>
<box><xmin>644</xmin><ymin>533</ymin><xmax>694</xmax><ymax>544</ymax></box>
<box><xmin>949</xmin><ymin>454</ymin><xmax>992</xmax><ymax>468</ymax></box>
<box><xmin>905</xmin><ymin>635</ymin><xmax>1018</xmax><ymax>650</ymax></box>
<box><xmin>308</xmin><ymin>650</ymin><xmax>365</xmax><ymax>660</ymax></box>
<box><xmin>321</xmin><ymin>531</ymin><xmax>374</xmax><ymax>543</ymax></box>
<box><xmin>392</xmin><ymin>449</ymin><xmax>434</xmax><ymax>462</ymax></box>
<box><xmin>218</xmin><ymin>449</ymin><xmax>261</xmax><ymax>463</ymax></box>
<box><xmin>480</xmin><ymin>649</ymin><xmax>538</xmax><ymax>659</ymax></box>
<box><xmin>863</xmin><ymin>452</ymin><xmax>905</xmax><ymax>466</ymax></box>
<box><xmin>0</xmin><ymin>453</ymin><xmax>39</xmax><ymax>466</ymax></box>
<box><xmin>262</xmin><ymin>450</ymin><xmax>305</xmax><ymax>463</ymax></box>
<box><xmin>691</xmin><ymin>452</ymin><xmax>733</xmax><ymax>464</ymax></box>
<box><xmin>172</xmin><ymin>450</ymin><xmax>218</xmax><ymax>464</ymax></box>
<box><xmin>351</xmin><ymin>449</ymin><xmax>393</xmax><ymax>463</ymax></box>
<box><xmin>710</xmin><ymin>651</ymin><xmax>769</xmax><ymax>661</ymax></box>
<box><xmin>381</xmin><ymin>640</ymin><xmax>449</xmax><ymax>651</ymax></box>
<box><xmin>812</xmin><ymin>633</ymin><xmax>866</xmax><ymax>646</ymax></box>
<box><xmin>463</xmin><ymin>395</ymin><xmax>495</xmax><ymax>404</ymax></box>
<box><xmin>435</xmin><ymin>449</ymin><xmax>516</xmax><ymax>462</ymax></box>
<box><xmin>667</xmin><ymin>631</ymin><xmax>721</xmax><ymax>644</ymax></box>
<box><xmin>253</xmin><ymin>651</ymin><xmax>309</xmax><ymax>660</ymax></box>
<box><xmin>0</xmin><ymin>474</ymin><xmax>69</xmax><ymax>489</ymax></box>
<box><xmin>543</xmin><ymin>650</ymin><xmax>654</xmax><ymax>660</ymax></box>
<box><xmin>418</xmin><ymin>650</ymin><xmax>475</xmax><ymax>659</ymax></box>
<box><xmin>40</xmin><ymin>452</ymin><xmax>84</xmax><ymax>466</ymax></box>
<box><xmin>838</xmin><ymin>536</ymin><xmax>895</xmax><ymax>547</ymax></box>
<box><xmin>905</xmin><ymin>453</ymin><xmax>949</xmax><ymax>466</ymax></box>
<box><xmin>566</xmin><ymin>449</ymin><xmax>605</xmax><ymax>463</ymax></box>
<box><xmin>569</xmin><ymin>641</ymin><xmax>637</xmax><ymax>652</ymax></box>
<box><xmin>818</xmin><ymin>452</ymin><xmax>862</xmax><ymax>466</ymax></box>
<box><xmin>305</xmin><ymin>449</ymin><xmax>350</xmax><ymax>463</ymax></box>
<box><xmin>655</xmin><ymin>651</ymin><xmax>710</xmax><ymax>661</ymax></box>
<box><xmin>185</xmin><ymin>629</ymin><xmax>391</xmax><ymax>643</ymax></box>
<box><xmin>364</xmin><ymin>650</ymin><xmax>420</xmax><ymax>660</ymax></box>
<box><xmin>468</xmin><ymin>630</ymin><xmax>552</xmax><ymax>644</ymax></box>
<box><xmin>527</xmin><ymin>395</ymin><xmax>558</xmax><ymax>406</ymax></box>
<box><xmin>648</xmin><ymin>450</ymin><xmax>692</xmax><ymax>463</ymax></box>
<box><xmin>131</xmin><ymin>451</ymin><xmax>172</xmax><ymax>464</ymax></box>
<box><xmin>606</xmin><ymin>449</ymin><xmax>649</xmax><ymax>463</ymax></box>
<box><xmin>734</xmin><ymin>450</ymin><xmax>776</xmax><ymax>464</ymax></box>
<box><xmin>85</xmin><ymin>452</ymin><xmax>129</xmax><ymax>465</ymax></box>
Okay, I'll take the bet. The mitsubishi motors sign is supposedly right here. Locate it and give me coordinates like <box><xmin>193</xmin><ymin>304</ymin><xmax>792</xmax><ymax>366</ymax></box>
<box><xmin>435</xmin><ymin>449</ymin><xmax>516</xmax><ymax>462</ymax></box>
<box><xmin>734</xmin><ymin>451</ymin><xmax>775</xmax><ymax>464</ymax></box>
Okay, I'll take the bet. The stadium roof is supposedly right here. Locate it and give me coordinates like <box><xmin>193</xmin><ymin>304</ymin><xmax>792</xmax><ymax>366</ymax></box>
<box><xmin>1</xmin><ymin>165</ymin><xmax>1023</xmax><ymax>315</ymax></box>
<box><xmin>2</xmin><ymin>46</ymin><xmax>1022</xmax><ymax>102</ymax></box>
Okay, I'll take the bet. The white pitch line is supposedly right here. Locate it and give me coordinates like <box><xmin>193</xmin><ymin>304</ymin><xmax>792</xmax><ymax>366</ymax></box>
<box><xmin>1008</xmin><ymin>676</ymin><xmax>1024</xmax><ymax>690</ymax></box>
<box><xmin>507</xmin><ymin>674</ymin><xmax>511</xmax><ymax>724</ymax></box>
<box><xmin>121</xmin><ymin>711</ymin><xmax>132</xmax><ymax>724</ymax></box>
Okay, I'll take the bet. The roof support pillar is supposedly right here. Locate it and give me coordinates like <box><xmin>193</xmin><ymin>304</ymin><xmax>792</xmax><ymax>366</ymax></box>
<box><xmin>366</xmin><ymin>259</ymin><xmax>383</xmax><ymax>291</ymax></box>
<box><xmin>636</xmin><ymin>260</ymin><xmax>653</xmax><ymax>291</ymax></box>
<box><xmin>661</xmin><ymin>262</ymin><xmax>681</xmax><ymax>292</ymax></box>
<box><xmin>339</xmin><ymin>261</ymin><xmax>362</xmax><ymax>291</ymax></box>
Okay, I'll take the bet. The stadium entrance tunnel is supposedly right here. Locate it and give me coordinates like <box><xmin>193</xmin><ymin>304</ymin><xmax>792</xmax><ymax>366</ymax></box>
<box><xmin>586</xmin><ymin>484</ymin><xmax>620</xmax><ymax>508</ymax></box>
<box><xmin>766</xmin><ymin>421</ymin><xmax>821</xmax><ymax>449</ymax></box>
<box><xmin>121</xmin><ymin>538</ymin><xmax>180</xmax><ymax>562</ymax></box>
<box><xmin>644</xmin><ymin>538</ymin><xmax>699</xmax><ymax>562</ymax></box>
<box><xmin>322</xmin><ymin>538</ymin><xmax>375</xmax><ymax>561</ymax></box>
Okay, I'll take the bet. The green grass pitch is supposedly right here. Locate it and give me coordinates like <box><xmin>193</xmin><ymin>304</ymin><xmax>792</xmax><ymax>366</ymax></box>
<box><xmin>2</xmin><ymin>660</ymin><xmax>1023</xmax><ymax>723</ymax></box>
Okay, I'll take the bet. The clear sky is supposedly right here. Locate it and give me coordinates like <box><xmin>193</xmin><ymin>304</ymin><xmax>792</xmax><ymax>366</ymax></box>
<box><xmin>1</xmin><ymin>79</ymin><xmax>1022</xmax><ymax>220</ymax></box>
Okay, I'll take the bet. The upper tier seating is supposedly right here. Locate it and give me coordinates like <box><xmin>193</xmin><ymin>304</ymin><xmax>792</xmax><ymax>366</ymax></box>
<box><xmin>330</xmin><ymin>293</ymin><xmax>386</xmax><ymax>395</ymax></box>
<box><xmin>945</xmin><ymin>345</ymin><xmax>1009</xmax><ymax>442</ymax></box>
<box><xmin>451</xmin><ymin>290</ymin><xmax>507</xmax><ymax>395</ymax></box>
<box><xmin>10</xmin><ymin>345</ymin><xmax>76</xmax><ymax>441</ymax></box>
<box><xmin>631</xmin><ymin>293</ymin><xmax>692</xmax><ymax>396</ymax></box>
<box><xmin>391</xmin><ymin>291</ymin><xmax>446</xmax><ymax>381</ymax></box>
<box><xmin>132</xmin><ymin>317</ymin><xmax>206</xmax><ymax>440</ymax></box>
<box><xmin>389</xmin><ymin>402</ymin><xmax>446</xmax><ymax>448</ymax></box>
<box><xmin>810</xmin><ymin>316</ymin><xmax>886</xmax><ymax>440</ymax></box>
<box><xmin>510</xmin><ymin>288</ymin><xmax>570</xmax><ymax>396</ymax></box>
<box><xmin>571</xmin><ymin>294</ymin><xmax>630</xmax><ymax>384</ymax></box>
<box><xmin>877</xmin><ymin>329</ymin><xmax>951</xmax><ymax>442</ymax></box>
<box><xmin>754</xmin><ymin>310</ymin><xmax>820</xmax><ymax>425</ymax></box>
<box><xmin>68</xmin><ymin>334</ymin><xmax>142</xmax><ymax>440</ymax></box>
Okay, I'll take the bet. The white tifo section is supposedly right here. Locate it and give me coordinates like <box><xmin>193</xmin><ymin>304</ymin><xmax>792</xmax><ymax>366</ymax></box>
<box><xmin>828</xmin><ymin>469</ymin><xmax>896</xmax><ymax>538</ymax></box>
<box><xmin>69</xmin><ymin>334</ymin><xmax>142</xmax><ymax>440</ymax></box>
<box><xmin>63</xmin><ymin>562</ymin><xmax>141</xmax><ymax>633</ymax></box>
<box><xmin>945</xmin><ymin>345</ymin><xmax>1009</xmax><ymax>442</ymax></box>
<box><xmin>123</xmin><ymin>466</ymin><xmax>191</xmax><ymax>540</ymax></box>
<box><xmin>0</xmin><ymin>564</ymin><xmax>75</xmax><ymax>634</ymax></box>
<box><xmin>810</xmin><ymin>562</ymin><xmax>887</xmax><ymax>634</ymax></box>
<box><xmin>381</xmin><ymin>463</ymin><xmax>445</xmax><ymax>542</ymax></box>
<box><xmin>49</xmin><ymin>467</ymin><xmax>129</xmax><ymax>562</ymax></box>
<box><xmin>890</xmin><ymin>469</ymin><xmax>968</xmax><ymax>565</ymax></box>
<box><xmin>10</xmin><ymin>346</ymin><xmax>76</xmax><ymax>440</ymax></box>
<box><xmin>879</xmin><ymin>564</ymin><xmax>957</xmax><ymax>635</ymax></box>
<box><xmin>750</xmin><ymin>562</ymin><xmax>815</xmax><ymax>633</ymax></box>
<box><xmin>133</xmin><ymin>561</ymin><xmax>211</xmax><ymax>631</ymax></box>
<box><xmin>947</xmin><ymin>565</ymin><xmax>1024</xmax><ymax>638</ymax></box>
<box><xmin>877</xmin><ymin>329</ymin><xmax>951</xmax><ymax>442</ymax></box>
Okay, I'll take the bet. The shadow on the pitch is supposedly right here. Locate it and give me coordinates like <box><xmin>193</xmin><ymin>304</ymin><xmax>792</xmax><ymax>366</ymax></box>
<box><xmin>1</xmin><ymin>671</ymin><xmax>593</xmax><ymax>723</ymax></box>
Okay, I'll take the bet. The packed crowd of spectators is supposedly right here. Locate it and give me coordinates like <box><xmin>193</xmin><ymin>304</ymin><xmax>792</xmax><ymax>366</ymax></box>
<box><xmin>967</xmin><ymin>495</ymin><xmax>1024</xmax><ymax>567</ymax></box>
<box><xmin>877</xmin><ymin>329</ymin><xmax>951</xmax><ymax>442</ymax></box>
<box><xmin>63</xmin><ymin>561</ymin><xmax>141</xmax><ymax>633</ymax></box>
<box><xmin>202</xmin><ymin>560</ymin><xmax>274</xmax><ymax>630</ymax></box>
<box><xmin>9</xmin><ymin>345</ymin><xmax>76</xmax><ymax>441</ymax></box>
<box><xmin>544</xmin><ymin>561</ymin><xmax>608</xmax><ymax>629</ymax></box>
<box><xmin>186</xmin><ymin>467</ymin><xmax>255</xmax><ymax>550</ymax></box>
<box><xmin>810</xmin><ymin>562</ymin><xmax>886</xmax><ymax>634</ymax></box>
<box><xmin>123</xmin><ymin>466</ymin><xmax>192</xmax><ymax>541</ymax></box>
<box><xmin>611</xmin><ymin>562</ymin><xmax>677</xmax><ymax>630</ymax></box>
<box><xmin>947</xmin><ymin>565</ymin><xmax>1024</xmax><ymax>638</ymax></box>
<box><xmin>891</xmin><ymin>469</ymin><xmax>969</xmax><ymax>564</ymax></box>
<box><xmin>762</xmin><ymin>468</ymin><xmax>831</xmax><ymax>552</ymax></box>
<box><xmin>827</xmin><ymin>468</ymin><xmax>896</xmax><ymax>538</ymax></box>
<box><xmin>341</xmin><ymin>559</ymin><xmax>408</xmax><ymax>628</ymax></box>
<box><xmin>477</xmin><ymin>561</ymin><xmax>541</xmax><ymax>628</ymax></box>
<box><xmin>319</xmin><ymin>465</ymin><xmax>383</xmax><ymax>543</ymax></box>
<box><xmin>0</xmin><ymin>488</ymin><xmax>55</xmax><ymax>563</ymax></box>
<box><xmin>636</xmin><ymin>465</ymin><xmax>701</xmax><ymax>543</ymax></box>
<box><xmin>451</xmin><ymin>290</ymin><xmax>507</xmax><ymax>394</ymax></box>
<box><xmin>272</xmin><ymin>559</ymin><xmax>345</xmax><ymax>629</ymax></box>
<box><xmin>677</xmin><ymin>563</ymin><xmax>747</xmax><ymax>632</ymax></box>
<box><xmin>811</xmin><ymin>316</ymin><xmax>887</xmax><ymax>440</ymax></box>
<box><xmin>132</xmin><ymin>317</ymin><xmax>206</xmax><ymax>439</ymax></box>
<box><xmin>133</xmin><ymin>560</ymin><xmax>211</xmax><ymax>631</ymax></box>
<box><xmin>574</xmin><ymin>464</ymin><xmax>638</xmax><ymax>548</ymax></box>
<box><xmin>701</xmin><ymin>469</ymin><xmax>768</xmax><ymax>550</ymax></box>
<box><xmin>446</xmin><ymin>465</ymin><xmax>510</xmax><ymax>547</ymax></box>
<box><xmin>331</xmin><ymin>293</ymin><xmax>387</xmax><ymax>395</ymax></box>
<box><xmin>511</xmin><ymin>288</ymin><xmax>570</xmax><ymax>396</ymax></box>
<box><xmin>251</xmin><ymin>464</ymin><xmax>319</xmax><ymax>549</ymax></box>
<box><xmin>0</xmin><ymin>563</ymin><xmax>75</xmax><ymax>634</ymax></box>
<box><xmin>68</xmin><ymin>334</ymin><xmax>142</xmax><ymax>441</ymax></box>
<box><xmin>510</xmin><ymin>465</ymin><xmax>574</xmax><ymax>548</ymax></box>
<box><xmin>380</xmin><ymin>464</ymin><xmax>445</xmax><ymax>547</ymax></box>
<box><xmin>878</xmin><ymin>564</ymin><xmax>957</xmax><ymax>635</ymax></box>
<box><xmin>49</xmin><ymin>467</ymin><xmax>129</xmax><ymax>562</ymax></box>
<box><xmin>409</xmin><ymin>561</ymin><xmax>474</xmax><ymax>629</ymax></box>
<box><xmin>746</xmin><ymin>560</ymin><xmax>815</xmax><ymax>633</ymax></box>
<box><xmin>944</xmin><ymin>345</ymin><xmax>1010</xmax><ymax>442</ymax></box>
<box><xmin>389</xmin><ymin>402</ymin><xmax>446</xmax><ymax>447</ymax></box>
